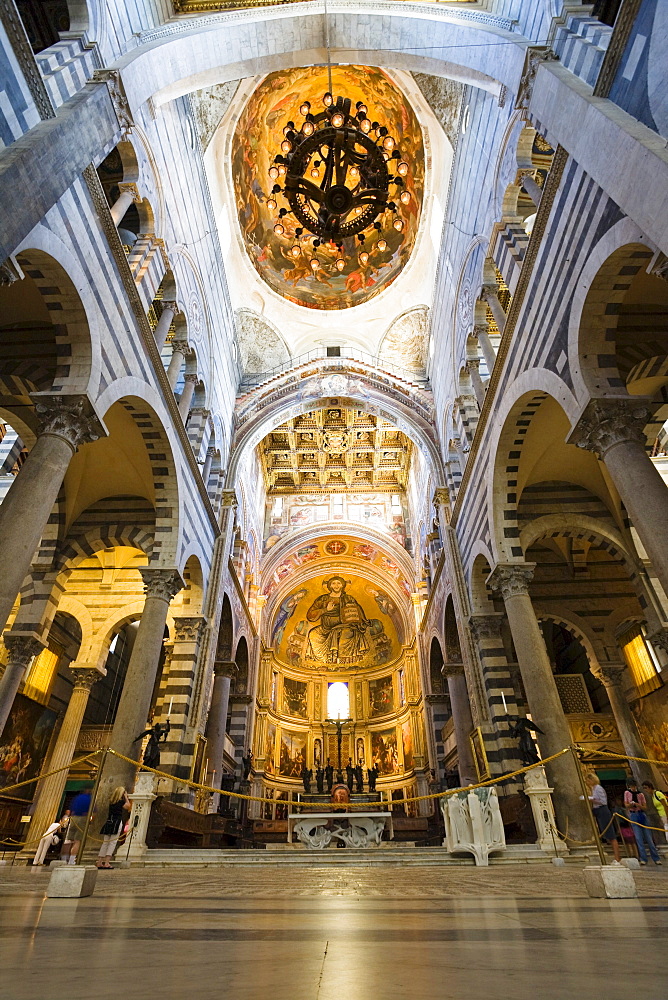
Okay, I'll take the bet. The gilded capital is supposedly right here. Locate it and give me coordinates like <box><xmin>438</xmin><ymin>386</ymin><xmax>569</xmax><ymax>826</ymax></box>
<box><xmin>220</xmin><ymin>490</ymin><xmax>238</xmax><ymax>509</ymax></box>
<box><xmin>568</xmin><ymin>398</ymin><xmax>651</xmax><ymax>459</ymax></box>
<box><xmin>139</xmin><ymin>567</ymin><xmax>185</xmax><ymax>603</ymax></box>
<box><xmin>32</xmin><ymin>394</ymin><xmax>105</xmax><ymax>452</ymax></box>
<box><xmin>488</xmin><ymin>563</ymin><xmax>535</xmax><ymax>600</ymax></box>
<box><xmin>433</xmin><ymin>487</ymin><xmax>450</xmax><ymax>508</ymax></box>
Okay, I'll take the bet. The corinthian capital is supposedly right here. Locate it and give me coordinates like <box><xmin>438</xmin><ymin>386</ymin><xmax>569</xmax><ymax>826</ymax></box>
<box><xmin>3</xmin><ymin>634</ymin><xmax>44</xmax><ymax>666</ymax></box>
<box><xmin>220</xmin><ymin>490</ymin><xmax>238</xmax><ymax>509</ymax></box>
<box><xmin>32</xmin><ymin>394</ymin><xmax>105</xmax><ymax>452</ymax></box>
<box><xmin>488</xmin><ymin>563</ymin><xmax>535</xmax><ymax>600</ymax></box>
<box><xmin>214</xmin><ymin>659</ymin><xmax>237</xmax><ymax>678</ymax></box>
<box><xmin>479</xmin><ymin>283</ymin><xmax>498</xmax><ymax>303</ymax></box>
<box><xmin>433</xmin><ymin>488</ymin><xmax>450</xmax><ymax>508</ymax></box>
<box><xmin>468</xmin><ymin>614</ymin><xmax>504</xmax><ymax>642</ymax></box>
<box><xmin>139</xmin><ymin>567</ymin><xmax>185</xmax><ymax>603</ymax></box>
<box><xmin>568</xmin><ymin>398</ymin><xmax>651</xmax><ymax>459</ymax></box>
<box><xmin>647</xmin><ymin>627</ymin><xmax>668</xmax><ymax>655</ymax></box>
<box><xmin>70</xmin><ymin>667</ymin><xmax>103</xmax><ymax>691</ymax></box>
<box><xmin>591</xmin><ymin>662</ymin><xmax>627</xmax><ymax>688</ymax></box>
<box><xmin>173</xmin><ymin>616</ymin><xmax>207</xmax><ymax>643</ymax></box>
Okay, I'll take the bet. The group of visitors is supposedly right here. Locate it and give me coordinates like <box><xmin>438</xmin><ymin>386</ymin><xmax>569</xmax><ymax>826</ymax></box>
<box><xmin>584</xmin><ymin>772</ymin><xmax>667</xmax><ymax>865</ymax></box>
<box><xmin>32</xmin><ymin>786</ymin><xmax>131</xmax><ymax>869</ymax></box>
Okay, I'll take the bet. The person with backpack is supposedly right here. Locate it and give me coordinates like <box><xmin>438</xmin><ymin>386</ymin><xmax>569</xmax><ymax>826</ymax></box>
<box><xmin>642</xmin><ymin>781</ymin><xmax>668</xmax><ymax>843</ymax></box>
<box><xmin>624</xmin><ymin>779</ymin><xmax>662</xmax><ymax>865</ymax></box>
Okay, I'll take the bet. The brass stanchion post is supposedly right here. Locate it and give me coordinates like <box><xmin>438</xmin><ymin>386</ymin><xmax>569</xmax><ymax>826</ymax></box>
<box><xmin>76</xmin><ymin>748</ymin><xmax>107</xmax><ymax>865</ymax></box>
<box><xmin>571</xmin><ymin>745</ymin><xmax>608</xmax><ymax>865</ymax></box>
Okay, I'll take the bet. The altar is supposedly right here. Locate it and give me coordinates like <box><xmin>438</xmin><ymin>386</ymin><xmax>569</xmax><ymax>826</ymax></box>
<box><xmin>288</xmin><ymin>811</ymin><xmax>394</xmax><ymax>849</ymax></box>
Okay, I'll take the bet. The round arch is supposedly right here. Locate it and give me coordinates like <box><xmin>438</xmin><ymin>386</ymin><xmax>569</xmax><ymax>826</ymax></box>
<box><xmin>121</xmin><ymin>11</ymin><xmax>521</xmax><ymax>112</ymax></box>
<box><xmin>228</xmin><ymin>364</ymin><xmax>444</xmax><ymax>486</ymax></box>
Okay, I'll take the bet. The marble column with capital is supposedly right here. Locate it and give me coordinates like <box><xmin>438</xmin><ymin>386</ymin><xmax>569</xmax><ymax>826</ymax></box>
<box><xmin>569</xmin><ymin>398</ymin><xmax>668</xmax><ymax>595</ymax></box>
<box><xmin>110</xmin><ymin>182</ymin><xmax>140</xmax><ymax>226</ymax></box>
<box><xmin>473</xmin><ymin>324</ymin><xmax>496</xmax><ymax>373</ymax></box>
<box><xmin>153</xmin><ymin>301</ymin><xmax>178</xmax><ymax>350</ymax></box>
<box><xmin>592</xmin><ymin>662</ymin><xmax>655</xmax><ymax>786</ymax></box>
<box><xmin>205</xmin><ymin>660</ymin><xmax>237</xmax><ymax>810</ymax></box>
<box><xmin>167</xmin><ymin>340</ymin><xmax>189</xmax><ymax>390</ymax></box>
<box><xmin>488</xmin><ymin>562</ymin><xmax>591</xmax><ymax>839</ymax></box>
<box><xmin>101</xmin><ymin>567</ymin><xmax>184</xmax><ymax>796</ymax></box>
<box><xmin>0</xmin><ymin>635</ymin><xmax>44</xmax><ymax>736</ymax></box>
<box><xmin>178</xmin><ymin>373</ymin><xmax>198</xmax><ymax>420</ymax></box>
<box><xmin>21</xmin><ymin>666</ymin><xmax>102</xmax><ymax>857</ymax></box>
<box><xmin>466</xmin><ymin>359</ymin><xmax>486</xmax><ymax>409</ymax></box>
<box><xmin>469</xmin><ymin>613</ymin><xmax>523</xmax><ymax>777</ymax></box>
<box><xmin>157</xmin><ymin>615</ymin><xmax>207</xmax><ymax>795</ymax></box>
<box><xmin>0</xmin><ymin>395</ymin><xmax>104</xmax><ymax>637</ymax></box>
<box><xmin>479</xmin><ymin>284</ymin><xmax>507</xmax><ymax>332</ymax></box>
<box><xmin>441</xmin><ymin>664</ymin><xmax>477</xmax><ymax>786</ymax></box>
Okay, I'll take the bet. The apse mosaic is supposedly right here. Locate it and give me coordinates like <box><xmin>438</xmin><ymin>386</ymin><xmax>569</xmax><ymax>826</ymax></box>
<box><xmin>232</xmin><ymin>66</ymin><xmax>424</xmax><ymax>310</ymax></box>
<box><xmin>271</xmin><ymin>574</ymin><xmax>400</xmax><ymax>669</ymax></box>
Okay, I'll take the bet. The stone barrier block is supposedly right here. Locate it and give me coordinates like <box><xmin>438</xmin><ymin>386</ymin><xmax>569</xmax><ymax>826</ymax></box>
<box><xmin>622</xmin><ymin>857</ymin><xmax>641</xmax><ymax>869</ymax></box>
<box><xmin>46</xmin><ymin>865</ymin><xmax>97</xmax><ymax>898</ymax></box>
<box><xmin>551</xmin><ymin>857</ymin><xmax>565</xmax><ymax>867</ymax></box>
<box><xmin>583</xmin><ymin>863</ymin><xmax>637</xmax><ymax>898</ymax></box>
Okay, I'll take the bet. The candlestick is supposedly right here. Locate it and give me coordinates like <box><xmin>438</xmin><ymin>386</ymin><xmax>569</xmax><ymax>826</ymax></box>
<box><xmin>501</xmin><ymin>691</ymin><xmax>507</xmax><ymax>713</ymax></box>
<box><xmin>167</xmin><ymin>696</ymin><xmax>174</xmax><ymax>717</ymax></box>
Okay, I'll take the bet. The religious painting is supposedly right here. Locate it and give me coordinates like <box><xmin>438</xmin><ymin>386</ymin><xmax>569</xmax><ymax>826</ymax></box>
<box><xmin>372</xmin><ymin>728</ymin><xmax>399</xmax><ymax>776</ymax></box>
<box><xmin>0</xmin><ymin>694</ymin><xmax>57</xmax><ymax>797</ymax></box>
<box><xmin>282</xmin><ymin>676</ymin><xmax>308</xmax><ymax>719</ymax></box>
<box><xmin>402</xmin><ymin>720</ymin><xmax>414</xmax><ymax>771</ymax></box>
<box><xmin>273</xmin><ymin>574</ymin><xmax>399</xmax><ymax>668</ymax></box>
<box><xmin>469</xmin><ymin>727</ymin><xmax>491</xmax><ymax>782</ymax></box>
<box><xmin>232</xmin><ymin>66</ymin><xmax>424</xmax><ymax>311</ymax></box>
<box><xmin>295</xmin><ymin>543</ymin><xmax>319</xmax><ymax>564</ymax></box>
<box><xmin>264</xmin><ymin>722</ymin><xmax>276</xmax><ymax>775</ymax></box>
<box><xmin>279</xmin><ymin>729</ymin><xmax>307</xmax><ymax>778</ymax></box>
<box><xmin>324</xmin><ymin>539</ymin><xmax>347</xmax><ymax>556</ymax></box>
<box><xmin>633</xmin><ymin>684</ymin><xmax>668</xmax><ymax>776</ymax></box>
<box><xmin>369</xmin><ymin>675</ymin><xmax>394</xmax><ymax>718</ymax></box>
<box><xmin>271</xmin><ymin>586</ymin><xmax>308</xmax><ymax>647</ymax></box>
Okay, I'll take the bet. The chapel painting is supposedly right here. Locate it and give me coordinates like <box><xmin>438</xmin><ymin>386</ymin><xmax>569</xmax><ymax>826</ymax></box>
<box><xmin>232</xmin><ymin>66</ymin><xmax>424</xmax><ymax>310</ymax></box>
<box><xmin>272</xmin><ymin>574</ymin><xmax>400</xmax><ymax>668</ymax></box>
<box><xmin>369</xmin><ymin>675</ymin><xmax>394</xmax><ymax>717</ymax></box>
<box><xmin>0</xmin><ymin>694</ymin><xmax>57</xmax><ymax>795</ymax></box>
<box><xmin>282</xmin><ymin>676</ymin><xmax>308</xmax><ymax>719</ymax></box>
<box><xmin>372</xmin><ymin>728</ymin><xmax>400</xmax><ymax>775</ymax></box>
<box><xmin>278</xmin><ymin>729</ymin><xmax>307</xmax><ymax>778</ymax></box>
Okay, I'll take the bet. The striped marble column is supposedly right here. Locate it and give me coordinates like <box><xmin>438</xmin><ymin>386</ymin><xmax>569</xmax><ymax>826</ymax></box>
<box><xmin>158</xmin><ymin>615</ymin><xmax>207</xmax><ymax>790</ymax></box>
<box><xmin>468</xmin><ymin>613</ymin><xmax>523</xmax><ymax>783</ymax></box>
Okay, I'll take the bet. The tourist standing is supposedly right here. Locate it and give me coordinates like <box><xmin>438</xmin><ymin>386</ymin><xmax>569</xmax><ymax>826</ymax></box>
<box><xmin>61</xmin><ymin>786</ymin><xmax>92</xmax><ymax>864</ymax></box>
<box><xmin>624</xmin><ymin>780</ymin><xmax>662</xmax><ymax>865</ymax></box>
<box><xmin>96</xmin><ymin>786</ymin><xmax>130</xmax><ymax>869</ymax></box>
<box><xmin>642</xmin><ymin>781</ymin><xmax>668</xmax><ymax>842</ymax></box>
<box><xmin>583</xmin><ymin>772</ymin><xmax>621</xmax><ymax>862</ymax></box>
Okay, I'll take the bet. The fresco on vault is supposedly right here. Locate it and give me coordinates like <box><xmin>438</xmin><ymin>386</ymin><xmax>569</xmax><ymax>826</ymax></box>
<box><xmin>232</xmin><ymin>66</ymin><xmax>424</xmax><ymax>310</ymax></box>
<box><xmin>272</xmin><ymin>575</ymin><xmax>399</xmax><ymax>669</ymax></box>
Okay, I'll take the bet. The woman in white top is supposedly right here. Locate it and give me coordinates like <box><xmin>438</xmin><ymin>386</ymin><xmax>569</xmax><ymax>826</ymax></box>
<box><xmin>32</xmin><ymin>815</ymin><xmax>69</xmax><ymax>866</ymax></box>
<box><xmin>584</xmin><ymin>771</ymin><xmax>621</xmax><ymax>862</ymax></box>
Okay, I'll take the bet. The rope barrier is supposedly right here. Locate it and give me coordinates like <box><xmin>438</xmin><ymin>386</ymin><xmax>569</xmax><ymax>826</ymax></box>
<box><xmin>580</xmin><ymin>747</ymin><xmax>668</xmax><ymax>767</ymax></box>
<box><xmin>614</xmin><ymin>812</ymin><xmax>668</xmax><ymax>834</ymax></box>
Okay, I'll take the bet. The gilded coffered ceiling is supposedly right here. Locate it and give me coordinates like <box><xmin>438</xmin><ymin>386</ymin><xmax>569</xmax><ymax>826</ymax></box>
<box><xmin>260</xmin><ymin>407</ymin><xmax>412</xmax><ymax>493</ymax></box>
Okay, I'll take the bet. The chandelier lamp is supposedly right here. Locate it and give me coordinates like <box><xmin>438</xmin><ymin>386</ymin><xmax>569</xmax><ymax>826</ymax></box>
<box><xmin>267</xmin><ymin>92</ymin><xmax>411</xmax><ymax>270</ymax></box>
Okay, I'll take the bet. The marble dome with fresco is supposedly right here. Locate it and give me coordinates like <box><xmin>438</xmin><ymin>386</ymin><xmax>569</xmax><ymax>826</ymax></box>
<box><xmin>232</xmin><ymin>65</ymin><xmax>425</xmax><ymax>310</ymax></box>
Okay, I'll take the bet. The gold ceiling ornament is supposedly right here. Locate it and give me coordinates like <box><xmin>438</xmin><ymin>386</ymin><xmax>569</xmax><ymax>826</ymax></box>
<box><xmin>260</xmin><ymin>406</ymin><xmax>411</xmax><ymax>493</ymax></box>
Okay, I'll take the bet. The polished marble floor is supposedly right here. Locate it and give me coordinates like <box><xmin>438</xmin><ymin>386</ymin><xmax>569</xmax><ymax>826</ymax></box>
<box><xmin>1</xmin><ymin>865</ymin><xmax>667</xmax><ymax>1000</ymax></box>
